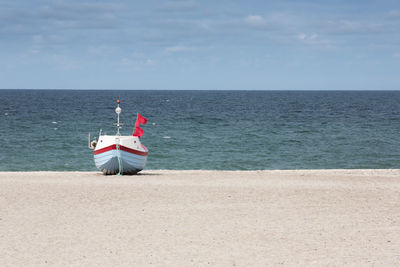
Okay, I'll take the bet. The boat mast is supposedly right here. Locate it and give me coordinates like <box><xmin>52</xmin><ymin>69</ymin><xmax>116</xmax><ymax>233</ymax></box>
<box><xmin>115</xmin><ymin>99</ymin><xmax>123</xmax><ymax>136</ymax></box>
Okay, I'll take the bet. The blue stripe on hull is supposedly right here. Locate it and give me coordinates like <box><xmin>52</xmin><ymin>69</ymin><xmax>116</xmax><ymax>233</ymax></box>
<box><xmin>94</xmin><ymin>149</ymin><xmax>147</xmax><ymax>175</ymax></box>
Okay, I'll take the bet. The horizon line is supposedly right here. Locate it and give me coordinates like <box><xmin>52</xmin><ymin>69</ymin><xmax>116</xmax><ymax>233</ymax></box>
<box><xmin>1</xmin><ymin>88</ymin><xmax>400</xmax><ymax>91</ymax></box>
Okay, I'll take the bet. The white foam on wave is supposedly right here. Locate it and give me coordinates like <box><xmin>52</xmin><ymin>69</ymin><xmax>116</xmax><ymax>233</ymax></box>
<box><xmin>163</xmin><ymin>136</ymin><xmax>171</xmax><ymax>139</ymax></box>
<box><xmin>52</xmin><ymin>121</ymin><xmax>57</xmax><ymax>124</ymax></box>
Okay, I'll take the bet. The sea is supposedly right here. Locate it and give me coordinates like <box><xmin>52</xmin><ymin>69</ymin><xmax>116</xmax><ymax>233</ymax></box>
<box><xmin>1</xmin><ymin>90</ymin><xmax>400</xmax><ymax>171</ymax></box>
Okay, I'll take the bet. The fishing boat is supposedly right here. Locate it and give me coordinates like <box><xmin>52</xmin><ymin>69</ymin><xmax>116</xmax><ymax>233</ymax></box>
<box><xmin>88</xmin><ymin>99</ymin><xmax>148</xmax><ymax>175</ymax></box>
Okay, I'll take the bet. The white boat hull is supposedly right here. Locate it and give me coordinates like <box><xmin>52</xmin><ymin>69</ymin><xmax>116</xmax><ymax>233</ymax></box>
<box><xmin>93</xmin><ymin>135</ymin><xmax>148</xmax><ymax>175</ymax></box>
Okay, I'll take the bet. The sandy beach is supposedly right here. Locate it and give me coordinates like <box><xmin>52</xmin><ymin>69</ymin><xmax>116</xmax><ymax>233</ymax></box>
<box><xmin>1</xmin><ymin>170</ymin><xmax>399</xmax><ymax>266</ymax></box>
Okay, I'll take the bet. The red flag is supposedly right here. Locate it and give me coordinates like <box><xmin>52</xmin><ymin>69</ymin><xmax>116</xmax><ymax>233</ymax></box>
<box><xmin>132</xmin><ymin>126</ymin><xmax>143</xmax><ymax>137</ymax></box>
<box><xmin>133</xmin><ymin>113</ymin><xmax>147</xmax><ymax>137</ymax></box>
<box><xmin>135</xmin><ymin>113</ymin><xmax>147</xmax><ymax>128</ymax></box>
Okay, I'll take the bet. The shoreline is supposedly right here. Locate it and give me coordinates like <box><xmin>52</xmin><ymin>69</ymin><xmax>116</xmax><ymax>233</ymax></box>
<box><xmin>1</xmin><ymin>168</ymin><xmax>400</xmax><ymax>178</ymax></box>
<box><xmin>1</xmin><ymin>170</ymin><xmax>399</xmax><ymax>265</ymax></box>
<box><xmin>1</xmin><ymin>168</ymin><xmax>400</xmax><ymax>173</ymax></box>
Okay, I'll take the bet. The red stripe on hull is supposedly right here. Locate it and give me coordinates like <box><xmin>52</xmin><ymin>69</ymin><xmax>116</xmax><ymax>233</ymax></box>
<box><xmin>94</xmin><ymin>144</ymin><xmax>148</xmax><ymax>156</ymax></box>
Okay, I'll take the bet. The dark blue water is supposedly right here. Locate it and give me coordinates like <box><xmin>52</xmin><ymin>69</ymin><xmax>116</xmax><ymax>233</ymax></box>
<box><xmin>1</xmin><ymin>90</ymin><xmax>400</xmax><ymax>171</ymax></box>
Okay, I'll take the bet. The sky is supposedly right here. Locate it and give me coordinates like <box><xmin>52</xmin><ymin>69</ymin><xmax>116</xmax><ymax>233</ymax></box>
<box><xmin>1</xmin><ymin>0</ymin><xmax>400</xmax><ymax>90</ymax></box>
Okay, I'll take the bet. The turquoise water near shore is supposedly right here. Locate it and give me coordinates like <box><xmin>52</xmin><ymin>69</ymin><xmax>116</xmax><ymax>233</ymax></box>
<box><xmin>1</xmin><ymin>90</ymin><xmax>400</xmax><ymax>171</ymax></box>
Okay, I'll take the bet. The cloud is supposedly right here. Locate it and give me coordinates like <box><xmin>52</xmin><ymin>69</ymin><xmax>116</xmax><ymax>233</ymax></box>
<box><xmin>0</xmin><ymin>0</ymin><xmax>128</xmax><ymax>60</ymax></box>
<box><xmin>0</xmin><ymin>1</ymin><xmax>121</xmax><ymax>40</ymax></box>
<box><xmin>394</xmin><ymin>52</ymin><xmax>400</xmax><ymax>58</ymax></box>
<box><xmin>297</xmin><ymin>33</ymin><xmax>331</xmax><ymax>47</ymax></box>
<box><xmin>0</xmin><ymin>1</ymin><xmax>396</xmax><ymax>65</ymax></box>
<box><xmin>119</xmin><ymin>57</ymin><xmax>156</xmax><ymax>70</ymax></box>
<box><xmin>28</xmin><ymin>49</ymin><xmax>40</xmax><ymax>55</ymax></box>
<box><xmin>320</xmin><ymin>19</ymin><xmax>387</xmax><ymax>36</ymax></box>
<box><xmin>297</xmin><ymin>33</ymin><xmax>317</xmax><ymax>41</ymax></box>
<box><xmin>145</xmin><ymin>59</ymin><xmax>155</xmax><ymax>65</ymax></box>
<box><xmin>387</xmin><ymin>10</ymin><xmax>400</xmax><ymax>18</ymax></box>
<box><xmin>244</xmin><ymin>15</ymin><xmax>266</xmax><ymax>27</ymax></box>
<box><xmin>37</xmin><ymin>2</ymin><xmax>120</xmax><ymax>30</ymax></box>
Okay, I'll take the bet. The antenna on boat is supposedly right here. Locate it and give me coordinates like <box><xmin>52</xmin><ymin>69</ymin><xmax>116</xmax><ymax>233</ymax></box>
<box><xmin>115</xmin><ymin>98</ymin><xmax>123</xmax><ymax>136</ymax></box>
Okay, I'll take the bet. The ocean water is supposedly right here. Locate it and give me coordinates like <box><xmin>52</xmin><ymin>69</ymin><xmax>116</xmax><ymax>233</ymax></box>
<box><xmin>1</xmin><ymin>90</ymin><xmax>400</xmax><ymax>171</ymax></box>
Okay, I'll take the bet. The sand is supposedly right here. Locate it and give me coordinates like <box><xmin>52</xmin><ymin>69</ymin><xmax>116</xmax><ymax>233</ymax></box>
<box><xmin>1</xmin><ymin>170</ymin><xmax>400</xmax><ymax>266</ymax></box>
